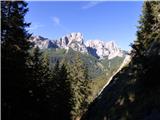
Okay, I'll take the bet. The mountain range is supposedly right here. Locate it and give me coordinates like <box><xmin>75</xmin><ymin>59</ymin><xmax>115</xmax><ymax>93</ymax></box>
<box><xmin>29</xmin><ymin>32</ymin><xmax>127</xmax><ymax>60</ymax></box>
<box><xmin>29</xmin><ymin>32</ymin><xmax>129</xmax><ymax>80</ymax></box>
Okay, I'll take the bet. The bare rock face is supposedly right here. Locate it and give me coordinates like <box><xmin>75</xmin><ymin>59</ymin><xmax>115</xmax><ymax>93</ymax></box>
<box><xmin>86</xmin><ymin>40</ymin><xmax>125</xmax><ymax>59</ymax></box>
<box><xmin>58</xmin><ymin>32</ymin><xmax>88</xmax><ymax>53</ymax></box>
<box><xmin>29</xmin><ymin>32</ymin><xmax>127</xmax><ymax>59</ymax></box>
<box><xmin>29</xmin><ymin>36</ymin><xmax>58</xmax><ymax>49</ymax></box>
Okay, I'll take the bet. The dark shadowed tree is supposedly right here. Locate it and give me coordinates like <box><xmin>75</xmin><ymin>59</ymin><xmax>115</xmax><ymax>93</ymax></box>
<box><xmin>1</xmin><ymin>1</ymin><xmax>32</xmax><ymax>120</ymax></box>
<box><xmin>26</xmin><ymin>47</ymin><xmax>52</xmax><ymax>119</ymax></box>
<box><xmin>69</xmin><ymin>53</ymin><xmax>90</xmax><ymax>120</ymax></box>
<box><xmin>47</xmin><ymin>61</ymin><xmax>72</xmax><ymax>120</ymax></box>
<box><xmin>131</xmin><ymin>1</ymin><xmax>160</xmax><ymax>89</ymax></box>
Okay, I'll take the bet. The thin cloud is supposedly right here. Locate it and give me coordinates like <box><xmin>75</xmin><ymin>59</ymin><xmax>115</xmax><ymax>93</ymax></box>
<box><xmin>82</xmin><ymin>1</ymin><xmax>102</xmax><ymax>10</ymax></box>
<box><xmin>52</xmin><ymin>16</ymin><xmax>60</xmax><ymax>25</ymax></box>
<box><xmin>52</xmin><ymin>16</ymin><xmax>70</xmax><ymax>33</ymax></box>
<box><xmin>27</xmin><ymin>23</ymin><xmax>44</xmax><ymax>30</ymax></box>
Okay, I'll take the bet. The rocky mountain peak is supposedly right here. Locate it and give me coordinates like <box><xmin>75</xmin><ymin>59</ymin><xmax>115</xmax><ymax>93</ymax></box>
<box><xmin>68</xmin><ymin>32</ymin><xmax>84</xmax><ymax>44</ymax></box>
<box><xmin>29</xmin><ymin>33</ymin><xmax>127</xmax><ymax>59</ymax></box>
<box><xmin>29</xmin><ymin>35</ymin><xmax>58</xmax><ymax>49</ymax></box>
<box><xmin>58</xmin><ymin>32</ymin><xmax>87</xmax><ymax>53</ymax></box>
<box><xmin>59</xmin><ymin>32</ymin><xmax>84</xmax><ymax>46</ymax></box>
<box><xmin>86</xmin><ymin>40</ymin><xmax>124</xmax><ymax>59</ymax></box>
<box><xmin>86</xmin><ymin>40</ymin><xmax>104</xmax><ymax>48</ymax></box>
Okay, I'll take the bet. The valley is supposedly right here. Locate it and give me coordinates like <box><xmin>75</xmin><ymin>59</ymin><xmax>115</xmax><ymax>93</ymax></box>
<box><xmin>2</xmin><ymin>1</ymin><xmax>160</xmax><ymax>120</ymax></box>
<box><xmin>29</xmin><ymin>33</ymin><xmax>128</xmax><ymax>103</ymax></box>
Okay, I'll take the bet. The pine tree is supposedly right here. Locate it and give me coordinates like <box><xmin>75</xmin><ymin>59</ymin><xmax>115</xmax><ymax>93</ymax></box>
<box><xmin>141</xmin><ymin>1</ymin><xmax>160</xmax><ymax>88</ymax></box>
<box><xmin>131</xmin><ymin>1</ymin><xmax>160</xmax><ymax>89</ymax></box>
<box><xmin>27</xmin><ymin>47</ymin><xmax>52</xmax><ymax>119</ymax></box>
<box><xmin>57</xmin><ymin>64</ymin><xmax>72</xmax><ymax>120</ymax></box>
<box><xmin>42</xmin><ymin>52</ymin><xmax>51</xmax><ymax>81</ymax></box>
<box><xmin>1</xmin><ymin>1</ymin><xmax>32</xmax><ymax>120</ymax></box>
<box><xmin>29</xmin><ymin>47</ymin><xmax>51</xmax><ymax>84</ymax></box>
<box><xmin>150</xmin><ymin>1</ymin><xmax>160</xmax><ymax>43</ymax></box>
<box><xmin>46</xmin><ymin>61</ymin><xmax>72</xmax><ymax>120</ymax></box>
<box><xmin>69</xmin><ymin>53</ymin><xmax>90</xmax><ymax>120</ymax></box>
<box><xmin>131</xmin><ymin>1</ymin><xmax>154</xmax><ymax>69</ymax></box>
<box><xmin>28</xmin><ymin>47</ymin><xmax>51</xmax><ymax>99</ymax></box>
<box><xmin>131</xmin><ymin>1</ymin><xmax>155</xmax><ymax>58</ymax></box>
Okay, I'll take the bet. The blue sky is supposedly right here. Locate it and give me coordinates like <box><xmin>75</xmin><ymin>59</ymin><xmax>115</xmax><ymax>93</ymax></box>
<box><xmin>25</xmin><ymin>1</ymin><xmax>143</xmax><ymax>50</ymax></box>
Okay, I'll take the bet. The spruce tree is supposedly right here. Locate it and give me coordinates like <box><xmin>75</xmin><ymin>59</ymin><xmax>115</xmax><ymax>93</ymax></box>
<box><xmin>141</xmin><ymin>1</ymin><xmax>160</xmax><ymax>88</ymax></box>
<box><xmin>1</xmin><ymin>1</ymin><xmax>32</xmax><ymax>120</ymax></box>
<box><xmin>28</xmin><ymin>47</ymin><xmax>51</xmax><ymax>100</ymax></box>
<box><xmin>27</xmin><ymin>47</ymin><xmax>52</xmax><ymax>119</ymax></box>
<box><xmin>57</xmin><ymin>64</ymin><xmax>72</xmax><ymax>120</ymax></box>
<box><xmin>69</xmin><ymin>53</ymin><xmax>90</xmax><ymax>120</ymax></box>
<box><xmin>47</xmin><ymin>61</ymin><xmax>72</xmax><ymax>120</ymax></box>
<box><xmin>131</xmin><ymin>1</ymin><xmax>160</xmax><ymax>89</ymax></box>
<box><xmin>131</xmin><ymin>1</ymin><xmax>155</xmax><ymax>58</ymax></box>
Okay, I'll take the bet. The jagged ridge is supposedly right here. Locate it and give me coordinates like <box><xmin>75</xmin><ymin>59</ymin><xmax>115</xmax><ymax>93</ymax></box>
<box><xmin>29</xmin><ymin>32</ymin><xmax>127</xmax><ymax>60</ymax></box>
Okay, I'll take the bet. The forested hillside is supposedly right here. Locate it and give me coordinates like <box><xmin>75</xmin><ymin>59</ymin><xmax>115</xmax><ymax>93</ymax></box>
<box><xmin>2</xmin><ymin>1</ymin><xmax>159</xmax><ymax>120</ymax></box>
<box><xmin>41</xmin><ymin>48</ymin><xmax>124</xmax><ymax>79</ymax></box>
<box><xmin>1</xmin><ymin>1</ymin><xmax>89</xmax><ymax>120</ymax></box>
<box><xmin>1</xmin><ymin>1</ymin><xmax>124</xmax><ymax>120</ymax></box>
<box><xmin>81</xmin><ymin>1</ymin><xmax>160</xmax><ymax>120</ymax></box>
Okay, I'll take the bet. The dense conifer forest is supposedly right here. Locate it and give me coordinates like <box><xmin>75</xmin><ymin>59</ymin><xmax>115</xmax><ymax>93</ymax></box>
<box><xmin>1</xmin><ymin>1</ymin><xmax>160</xmax><ymax>120</ymax></box>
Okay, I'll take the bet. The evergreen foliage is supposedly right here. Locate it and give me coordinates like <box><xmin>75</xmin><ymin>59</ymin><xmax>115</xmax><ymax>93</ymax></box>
<box><xmin>1</xmin><ymin>1</ymin><xmax>131</xmax><ymax>120</ymax></box>
<box><xmin>68</xmin><ymin>54</ymin><xmax>90</xmax><ymax>120</ymax></box>
<box><xmin>26</xmin><ymin>47</ymin><xmax>52</xmax><ymax>120</ymax></box>
<box><xmin>131</xmin><ymin>1</ymin><xmax>160</xmax><ymax>89</ymax></box>
<box><xmin>81</xmin><ymin>1</ymin><xmax>160</xmax><ymax>120</ymax></box>
<box><xmin>47</xmin><ymin>61</ymin><xmax>72</xmax><ymax>120</ymax></box>
<box><xmin>1</xmin><ymin>1</ymin><xmax>32</xmax><ymax>119</ymax></box>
